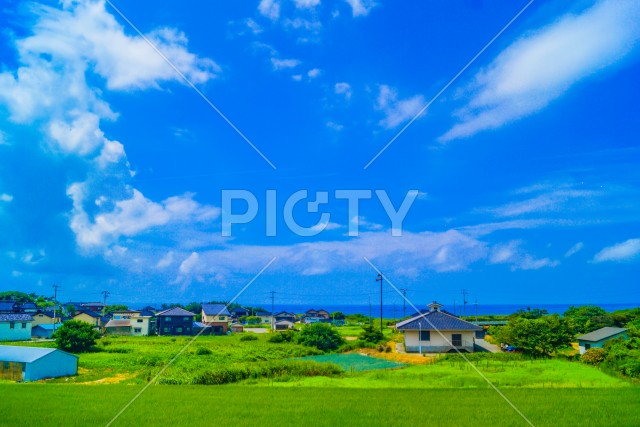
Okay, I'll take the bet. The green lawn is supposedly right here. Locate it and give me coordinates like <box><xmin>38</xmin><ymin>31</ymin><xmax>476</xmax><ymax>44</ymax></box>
<box><xmin>298</xmin><ymin>354</ymin><xmax>406</xmax><ymax>372</ymax></box>
<box><xmin>1</xmin><ymin>385</ymin><xmax>639</xmax><ymax>426</ymax></box>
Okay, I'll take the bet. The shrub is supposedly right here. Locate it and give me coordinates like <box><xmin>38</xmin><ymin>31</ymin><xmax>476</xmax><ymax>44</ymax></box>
<box><xmin>581</xmin><ymin>348</ymin><xmax>606</xmax><ymax>365</ymax></box>
<box><xmin>297</xmin><ymin>323</ymin><xmax>344</xmax><ymax>351</ymax></box>
<box><xmin>268</xmin><ymin>330</ymin><xmax>296</xmax><ymax>343</ymax></box>
<box><xmin>195</xmin><ymin>346</ymin><xmax>213</xmax><ymax>355</ymax></box>
<box><xmin>53</xmin><ymin>320</ymin><xmax>101</xmax><ymax>353</ymax></box>
<box><xmin>240</xmin><ymin>334</ymin><xmax>258</xmax><ymax>341</ymax></box>
<box><xmin>359</xmin><ymin>324</ymin><xmax>384</xmax><ymax>343</ymax></box>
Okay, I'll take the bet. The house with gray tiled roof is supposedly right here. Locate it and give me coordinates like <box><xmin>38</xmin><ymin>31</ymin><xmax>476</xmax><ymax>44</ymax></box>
<box><xmin>156</xmin><ymin>307</ymin><xmax>196</xmax><ymax>336</ymax></box>
<box><xmin>577</xmin><ymin>327</ymin><xmax>628</xmax><ymax>355</ymax></box>
<box><xmin>396</xmin><ymin>301</ymin><xmax>482</xmax><ymax>353</ymax></box>
<box><xmin>0</xmin><ymin>313</ymin><xmax>34</xmax><ymax>341</ymax></box>
<box><xmin>201</xmin><ymin>304</ymin><xmax>230</xmax><ymax>335</ymax></box>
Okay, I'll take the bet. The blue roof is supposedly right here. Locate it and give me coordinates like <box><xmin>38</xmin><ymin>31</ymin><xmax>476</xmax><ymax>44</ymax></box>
<box><xmin>156</xmin><ymin>307</ymin><xmax>196</xmax><ymax>317</ymax></box>
<box><xmin>0</xmin><ymin>345</ymin><xmax>77</xmax><ymax>363</ymax></box>
<box><xmin>32</xmin><ymin>324</ymin><xmax>59</xmax><ymax>331</ymax></box>
<box><xmin>396</xmin><ymin>310</ymin><xmax>482</xmax><ymax>331</ymax></box>
<box><xmin>0</xmin><ymin>313</ymin><xmax>33</xmax><ymax>322</ymax></box>
<box><xmin>202</xmin><ymin>304</ymin><xmax>230</xmax><ymax>316</ymax></box>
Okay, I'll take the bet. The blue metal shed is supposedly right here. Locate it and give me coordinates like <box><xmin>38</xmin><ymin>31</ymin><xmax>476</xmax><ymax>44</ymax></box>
<box><xmin>0</xmin><ymin>345</ymin><xmax>78</xmax><ymax>381</ymax></box>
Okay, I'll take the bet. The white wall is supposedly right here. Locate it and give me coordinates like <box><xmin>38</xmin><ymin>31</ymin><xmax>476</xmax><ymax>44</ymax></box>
<box><xmin>404</xmin><ymin>330</ymin><xmax>475</xmax><ymax>353</ymax></box>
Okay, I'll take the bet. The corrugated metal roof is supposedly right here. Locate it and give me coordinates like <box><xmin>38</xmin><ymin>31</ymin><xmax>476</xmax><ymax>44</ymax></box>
<box><xmin>202</xmin><ymin>304</ymin><xmax>230</xmax><ymax>316</ymax></box>
<box><xmin>577</xmin><ymin>327</ymin><xmax>627</xmax><ymax>342</ymax></box>
<box><xmin>0</xmin><ymin>345</ymin><xmax>77</xmax><ymax>363</ymax></box>
<box><xmin>156</xmin><ymin>307</ymin><xmax>196</xmax><ymax>317</ymax></box>
<box><xmin>0</xmin><ymin>313</ymin><xmax>34</xmax><ymax>322</ymax></box>
<box><xmin>105</xmin><ymin>319</ymin><xmax>131</xmax><ymax>328</ymax></box>
<box><xmin>396</xmin><ymin>310</ymin><xmax>482</xmax><ymax>331</ymax></box>
<box><xmin>32</xmin><ymin>324</ymin><xmax>59</xmax><ymax>331</ymax></box>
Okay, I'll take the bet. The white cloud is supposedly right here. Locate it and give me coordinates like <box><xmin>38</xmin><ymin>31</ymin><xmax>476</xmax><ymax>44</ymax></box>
<box><xmin>345</xmin><ymin>0</ymin><xmax>376</xmax><ymax>17</ymax></box>
<box><xmin>565</xmin><ymin>242</ymin><xmax>584</xmax><ymax>258</ymax></box>
<box><xmin>258</xmin><ymin>0</ymin><xmax>281</xmax><ymax>21</ymax></box>
<box><xmin>377</xmin><ymin>85</ymin><xmax>425</xmax><ymax>129</ymax></box>
<box><xmin>0</xmin><ymin>131</ymin><xmax>8</xmax><ymax>145</ymax></box>
<box><xmin>67</xmin><ymin>183</ymin><xmax>220</xmax><ymax>248</ymax></box>
<box><xmin>245</xmin><ymin>18</ymin><xmax>263</xmax><ymax>35</ymax></box>
<box><xmin>334</xmin><ymin>82</ymin><xmax>352</xmax><ymax>99</ymax></box>
<box><xmin>307</xmin><ymin>68</ymin><xmax>322</xmax><ymax>79</ymax></box>
<box><xmin>271</xmin><ymin>57</ymin><xmax>301</xmax><ymax>70</ymax></box>
<box><xmin>156</xmin><ymin>251</ymin><xmax>175</xmax><ymax>269</ymax></box>
<box><xmin>441</xmin><ymin>0</ymin><xmax>640</xmax><ymax>141</ymax></box>
<box><xmin>326</xmin><ymin>121</ymin><xmax>344</xmax><ymax>131</ymax></box>
<box><xmin>489</xmin><ymin>240</ymin><xmax>559</xmax><ymax>271</ymax></box>
<box><xmin>490</xmin><ymin>189</ymin><xmax>598</xmax><ymax>217</ymax></box>
<box><xmin>179</xmin><ymin>252</ymin><xmax>200</xmax><ymax>275</ymax></box>
<box><xmin>0</xmin><ymin>194</ymin><xmax>13</xmax><ymax>203</ymax></box>
<box><xmin>593</xmin><ymin>238</ymin><xmax>640</xmax><ymax>262</ymax></box>
<box><xmin>294</xmin><ymin>0</ymin><xmax>321</xmax><ymax>9</ymax></box>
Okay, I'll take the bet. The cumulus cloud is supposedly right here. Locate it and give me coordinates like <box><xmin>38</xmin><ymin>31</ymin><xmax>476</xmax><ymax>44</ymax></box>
<box><xmin>258</xmin><ymin>0</ymin><xmax>281</xmax><ymax>21</ymax></box>
<box><xmin>593</xmin><ymin>238</ymin><xmax>640</xmax><ymax>262</ymax></box>
<box><xmin>0</xmin><ymin>194</ymin><xmax>13</xmax><ymax>203</ymax></box>
<box><xmin>271</xmin><ymin>57</ymin><xmax>301</xmax><ymax>70</ymax></box>
<box><xmin>345</xmin><ymin>0</ymin><xmax>376</xmax><ymax>17</ymax></box>
<box><xmin>377</xmin><ymin>85</ymin><xmax>425</xmax><ymax>129</ymax></box>
<box><xmin>440</xmin><ymin>0</ymin><xmax>640</xmax><ymax>141</ymax></box>
<box><xmin>67</xmin><ymin>182</ymin><xmax>219</xmax><ymax>248</ymax></box>
<box><xmin>334</xmin><ymin>82</ymin><xmax>352</xmax><ymax>99</ymax></box>
<box><xmin>294</xmin><ymin>0</ymin><xmax>321</xmax><ymax>9</ymax></box>
<box><xmin>565</xmin><ymin>242</ymin><xmax>584</xmax><ymax>258</ymax></box>
<box><xmin>489</xmin><ymin>240</ymin><xmax>559</xmax><ymax>271</ymax></box>
<box><xmin>307</xmin><ymin>68</ymin><xmax>322</xmax><ymax>79</ymax></box>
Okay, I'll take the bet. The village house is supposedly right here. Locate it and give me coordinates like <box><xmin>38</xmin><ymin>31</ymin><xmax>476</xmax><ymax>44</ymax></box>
<box><xmin>104</xmin><ymin>310</ymin><xmax>154</xmax><ymax>336</ymax></box>
<box><xmin>577</xmin><ymin>327</ymin><xmax>628</xmax><ymax>354</ymax></box>
<box><xmin>0</xmin><ymin>313</ymin><xmax>33</xmax><ymax>341</ymax></box>
<box><xmin>254</xmin><ymin>311</ymin><xmax>273</xmax><ymax>324</ymax></box>
<box><xmin>396</xmin><ymin>302</ymin><xmax>483</xmax><ymax>353</ymax></box>
<box><xmin>0</xmin><ymin>301</ymin><xmax>22</xmax><ymax>313</ymax></box>
<box><xmin>274</xmin><ymin>311</ymin><xmax>296</xmax><ymax>323</ymax></box>
<box><xmin>201</xmin><ymin>304</ymin><xmax>230</xmax><ymax>335</ymax></box>
<box><xmin>0</xmin><ymin>345</ymin><xmax>77</xmax><ymax>381</ymax></box>
<box><xmin>72</xmin><ymin>308</ymin><xmax>104</xmax><ymax>328</ymax></box>
<box><xmin>230</xmin><ymin>307</ymin><xmax>250</xmax><ymax>318</ymax></box>
<box><xmin>303</xmin><ymin>309</ymin><xmax>331</xmax><ymax>324</ymax></box>
<box><xmin>273</xmin><ymin>320</ymin><xmax>295</xmax><ymax>331</ymax></box>
<box><xmin>156</xmin><ymin>307</ymin><xmax>196</xmax><ymax>336</ymax></box>
<box><xmin>31</xmin><ymin>309</ymin><xmax>60</xmax><ymax>326</ymax></box>
<box><xmin>31</xmin><ymin>324</ymin><xmax>59</xmax><ymax>339</ymax></box>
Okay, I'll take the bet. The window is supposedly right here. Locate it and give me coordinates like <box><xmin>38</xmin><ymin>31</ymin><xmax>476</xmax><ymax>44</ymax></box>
<box><xmin>452</xmin><ymin>334</ymin><xmax>462</xmax><ymax>347</ymax></box>
<box><xmin>176</xmin><ymin>327</ymin><xmax>183</xmax><ymax>333</ymax></box>
<box><xmin>183</xmin><ymin>317</ymin><xmax>190</xmax><ymax>322</ymax></box>
<box><xmin>585</xmin><ymin>343</ymin><xmax>591</xmax><ymax>350</ymax></box>
<box><xmin>419</xmin><ymin>331</ymin><xmax>430</xmax><ymax>341</ymax></box>
<box><xmin>219</xmin><ymin>316</ymin><xmax>226</xmax><ymax>321</ymax></box>
<box><xmin>163</xmin><ymin>327</ymin><xmax>169</xmax><ymax>333</ymax></box>
<box><xmin>9</xmin><ymin>322</ymin><xmax>15</xmax><ymax>329</ymax></box>
<box><xmin>134</xmin><ymin>328</ymin><xmax>142</xmax><ymax>333</ymax></box>
<box><xmin>136</xmin><ymin>319</ymin><xmax>143</xmax><ymax>323</ymax></box>
<box><xmin>21</xmin><ymin>323</ymin><xmax>27</xmax><ymax>329</ymax></box>
<box><xmin>165</xmin><ymin>317</ymin><xmax>171</xmax><ymax>322</ymax></box>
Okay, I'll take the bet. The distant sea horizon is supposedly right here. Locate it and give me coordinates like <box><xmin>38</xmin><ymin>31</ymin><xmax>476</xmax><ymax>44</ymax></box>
<box><xmin>122</xmin><ymin>302</ymin><xmax>640</xmax><ymax>317</ymax></box>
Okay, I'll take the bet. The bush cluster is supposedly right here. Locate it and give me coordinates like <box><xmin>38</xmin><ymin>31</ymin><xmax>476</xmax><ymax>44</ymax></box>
<box><xmin>240</xmin><ymin>334</ymin><xmax>258</xmax><ymax>342</ymax></box>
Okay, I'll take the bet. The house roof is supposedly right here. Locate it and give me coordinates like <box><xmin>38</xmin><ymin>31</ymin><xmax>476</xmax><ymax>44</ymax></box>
<box><xmin>0</xmin><ymin>313</ymin><xmax>34</xmax><ymax>322</ymax></box>
<box><xmin>74</xmin><ymin>308</ymin><xmax>101</xmax><ymax>318</ymax></box>
<box><xmin>105</xmin><ymin>319</ymin><xmax>131</xmax><ymax>328</ymax></box>
<box><xmin>32</xmin><ymin>324</ymin><xmax>58</xmax><ymax>331</ymax></box>
<box><xmin>255</xmin><ymin>311</ymin><xmax>272</xmax><ymax>316</ymax></box>
<box><xmin>0</xmin><ymin>301</ymin><xmax>20</xmax><ymax>312</ymax></box>
<box><xmin>193</xmin><ymin>322</ymin><xmax>210</xmax><ymax>328</ymax></box>
<box><xmin>20</xmin><ymin>302</ymin><xmax>38</xmax><ymax>309</ymax></box>
<box><xmin>156</xmin><ymin>307</ymin><xmax>196</xmax><ymax>317</ymax></box>
<box><xmin>396</xmin><ymin>310</ymin><xmax>482</xmax><ymax>331</ymax></box>
<box><xmin>231</xmin><ymin>307</ymin><xmax>249</xmax><ymax>312</ymax></box>
<box><xmin>577</xmin><ymin>327</ymin><xmax>628</xmax><ymax>342</ymax></box>
<box><xmin>202</xmin><ymin>303</ymin><xmax>230</xmax><ymax>316</ymax></box>
<box><xmin>274</xmin><ymin>311</ymin><xmax>295</xmax><ymax>317</ymax></box>
<box><xmin>0</xmin><ymin>345</ymin><xmax>77</xmax><ymax>363</ymax></box>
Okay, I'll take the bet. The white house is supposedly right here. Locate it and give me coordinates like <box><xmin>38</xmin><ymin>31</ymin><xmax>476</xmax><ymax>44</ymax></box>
<box><xmin>0</xmin><ymin>314</ymin><xmax>33</xmax><ymax>341</ymax></box>
<box><xmin>396</xmin><ymin>302</ymin><xmax>482</xmax><ymax>353</ymax></box>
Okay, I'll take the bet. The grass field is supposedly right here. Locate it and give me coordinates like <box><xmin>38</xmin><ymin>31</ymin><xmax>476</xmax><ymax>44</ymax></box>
<box><xmin>1</xmin><ymin>385</ymin><xmax>639</xmax><ymax>426</ymax></box>
<box><xmin>298</xmin><ymin>354</ymin><xmax>406</xmax><ymax>372</ymax></box>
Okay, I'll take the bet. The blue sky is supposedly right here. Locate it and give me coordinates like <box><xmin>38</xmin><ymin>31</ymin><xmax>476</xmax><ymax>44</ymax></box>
<box><xmin>0</xmin><ymin>0</ymin><xmax>639</xmax><ymax>308</ymax></box>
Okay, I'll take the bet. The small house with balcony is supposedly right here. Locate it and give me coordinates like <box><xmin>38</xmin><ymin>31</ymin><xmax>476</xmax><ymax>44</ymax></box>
<box><xmin>396</xmin><ymin>302</ymin><xmax>482</xmax><ymax>353</ymax></box>
<box><xmin>201</xmin><ymin>304</ymin><xmax>230</xmax><ymax>335</ymax></box>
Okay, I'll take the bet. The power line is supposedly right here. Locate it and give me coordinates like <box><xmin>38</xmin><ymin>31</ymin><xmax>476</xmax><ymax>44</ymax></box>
<box><xmin>400</xmin><ymin>288</ymin><xmax>408</xmax><ymax>318</ymax></box>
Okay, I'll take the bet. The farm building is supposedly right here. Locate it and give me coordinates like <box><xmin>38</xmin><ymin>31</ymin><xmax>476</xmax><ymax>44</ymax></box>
<box><xmin>231</xmin><ymin>323</ymin><xmax>244</xmax><ymax>333</ymax></box>
<box><xmin>201</xmin><ymin>304</ymin><xmax>230</xmax><ymax>335</ymax></box>
<box><xmin>577</xmin><ymin>327</ymin><xmax>628</xmax><ymax>355</ymax></box>
<box><xmin>31</xmin><ymin>324</ymin><xmax>59</xmax><ymax>339</ymax></box>
<box><xmin>0</xmin><ymin>314</ymin><xmax>33</xmax><ymax>341</ymax></box>
<box><xmin>273</xmin><ymin>320</ymin><xmax>294</xmax><ymax>331</ymax></box>
<box><xmin>396</xmin><ymin>302</ymin><xmax>482</xmax><ymax>353</ymax></box>
<box><xmin>0</xmin><ymin>345</ymin><xmax>77</xmax><ymax>381</ymax></box>
<box><xmin>156</xmin><ymin>307</ymin><xmax>196</xmax><ymax>336</ymax></box>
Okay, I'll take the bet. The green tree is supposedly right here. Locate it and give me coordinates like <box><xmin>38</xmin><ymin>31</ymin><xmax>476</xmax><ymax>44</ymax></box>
<box><xmin>563</xmin><ymin>305</ymin><xmax>613</xmax><ymax>334</ymax></box>
<box><xmin>53</xmin><ymin>320</ymin><xmax>101</xmax><ymax>353</ymax></box>
<box><xmin>331</xmin><ymin>311</ymin><xmax>345</xmax><ymax>320</ymax></box>
<box><xmin>509</xmin><ymin>307</ymin><xmax>549</xmax><ymax>320</ymax></box>
<box><xmin>494</xmin><ymin>315</ymin><xmax>572</xmax><ymax>357</ymax></box>
<box><xmin>0</xmin><ymin>291</ymin><xmax>36</xmax><ymax>303</ymax></box>
<box><xmin>359</xmin><ymin>324</ymin><xmax>384</xmax><ymax>343</ymax></box>
<box><xmin>297</xmin><ymin>323</ymin><xmax>344</xmax><ymax>351</ymax></box>
<box><xmin>103</xmin><ymin>304</ymin><xmax>129</xmax><ymax>315</ymax></box>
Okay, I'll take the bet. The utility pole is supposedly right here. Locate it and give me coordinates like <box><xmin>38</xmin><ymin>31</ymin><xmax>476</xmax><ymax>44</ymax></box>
<box><xmin>101</xmin><ymin>290</ymin><xmax>110</xmax><ymax>315</ymax></box>
<box><xmin>392</xmin><ymin>303</ymin><xmax>397</xmax><ymax>328</ymax></box>
<box><xmin>376</xmin><ymin>273</ymin><xmax>383</xmax><ymax>332</ymax></box>
<box><xmin>268</xmin><ymin>291</ymin><xmax>276</xmax><ymax>330</ymax></box>
<box><xmin>462</xmin><ymin>289</ymin><xmax>469</xmax><ymax>317</ymax></box>
<box><xmin>52</xmin><ymin>284</ymin><xmax>61</xmax><ymax>332</ymax></box>
<box><xmin>475</xmin><ymin>298</ymin><xmax>478</xmax><ymax>322</ymax></box>
<box><xmin>368</xmin><ymin>296</ymin><xmax>372</xmax><ymax>325</ymax></box>
<box><xmin>400</xmin><ymin>288</ymin><xmax>407</xmax><ymax>318</ymax></box>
